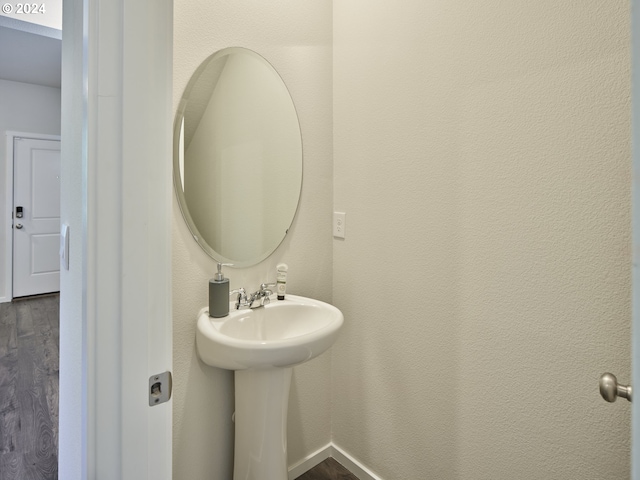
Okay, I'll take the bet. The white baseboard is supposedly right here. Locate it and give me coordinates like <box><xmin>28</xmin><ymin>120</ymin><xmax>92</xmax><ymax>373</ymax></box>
<box><xmin>288</xmin><ymin>444</ymin><xmax>332</xmax><ymax>479</ymax></box>
<box><xmin>288</xmin><ymin>442</ymin><xmax>383</xmax><ymax>480</ymax></box>
<box><xmin>330</xmin><ymin>443</ymin><xmax>383</xmax><ymax>480</ymax></box>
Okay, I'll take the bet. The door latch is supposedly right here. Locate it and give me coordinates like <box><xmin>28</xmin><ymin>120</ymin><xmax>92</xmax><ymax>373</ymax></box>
<box><xmin>16</xmin><ymin>206</ymin><xmax>23</xmax><ymax>218</ymax></box>
<box><xmin>149</xmin><ymin>371</ymin><xmax>172</xmax><ymax>406</ymax></box>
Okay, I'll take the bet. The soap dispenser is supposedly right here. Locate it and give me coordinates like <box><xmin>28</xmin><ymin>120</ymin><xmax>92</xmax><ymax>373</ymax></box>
<box><xmin>209</xmin><ymin>263</ymin><xmax>231</xmax><ymax>318</ymax></box>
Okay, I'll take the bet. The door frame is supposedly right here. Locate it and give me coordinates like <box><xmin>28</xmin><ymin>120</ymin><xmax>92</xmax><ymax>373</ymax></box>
<box><xmin>633</xmin><ymin>0</ymin><xmax>639</xmax><ymax>476</ymax></box>
<box><xmin>2</xmin><ymin>131</ymin><xmax>61</xmax><ymax>303</ymax></box>
<box><xmin>58</xmin><ymin>0</ymin><xmax>173</xmax><ymax>478</ymax></box>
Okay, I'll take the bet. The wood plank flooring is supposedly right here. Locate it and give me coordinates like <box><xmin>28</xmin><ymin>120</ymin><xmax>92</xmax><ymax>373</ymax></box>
<box><xmin>0</xmin><ymin>295</ymin><xmax>59</xmax><ymax>480</ymax></box>
<box><xmin>295</xmin><ymin>457</ymin><xmax>360</xmax><ymax>480</ymax></box>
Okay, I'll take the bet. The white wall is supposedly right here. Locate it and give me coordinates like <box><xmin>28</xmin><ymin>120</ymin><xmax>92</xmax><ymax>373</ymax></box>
<box><xmin>0</xmin><ymin>78</ymin><xmax>61</xmax><ymax>302</ymax></box>
<box><xmin>172</xmin><ymin>1</ymin><xmax>333</xmax><ymax>478</ymax></box>
<box><xmin>333</xmin><ymin>1</ymin><xmax>631</xmax><ymax>479</ymax></box>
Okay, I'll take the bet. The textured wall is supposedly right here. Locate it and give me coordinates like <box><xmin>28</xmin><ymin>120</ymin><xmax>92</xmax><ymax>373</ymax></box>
<box><xmin>333</xmin><ymin>1</ymin><xmax>631</xmax><ymax>479</ymax></box>
<box><xmin>172</xmin><ymin>1</ymin><xmax>333</xmax><ymax>478</ymax></box>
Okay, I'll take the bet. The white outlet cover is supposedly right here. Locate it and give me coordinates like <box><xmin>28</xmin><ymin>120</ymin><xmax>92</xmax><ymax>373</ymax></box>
<box><xmin>333</xmin><ymin>212</ymin><xmax>346</xmax><ymax>239</ymax></box>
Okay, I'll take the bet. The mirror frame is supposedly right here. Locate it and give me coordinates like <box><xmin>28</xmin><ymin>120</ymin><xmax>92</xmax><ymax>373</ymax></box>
<box><xmin>173</xmin><ymin>47</ymin><xmax>303</xmax><ymax>267</ymax></box>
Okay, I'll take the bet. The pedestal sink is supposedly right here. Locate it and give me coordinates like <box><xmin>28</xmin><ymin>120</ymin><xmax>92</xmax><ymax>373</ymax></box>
<box><xmin>196</xmin><ymin>294</ymin><xmax>344</xmax><ymax>480</ymax></box>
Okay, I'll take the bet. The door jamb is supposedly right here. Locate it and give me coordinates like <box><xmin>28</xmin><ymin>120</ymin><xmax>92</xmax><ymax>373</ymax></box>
<box><xmin>2</xmin><ymin>131</ymin><xmax>61</xmax><ymax>303</ymax></box>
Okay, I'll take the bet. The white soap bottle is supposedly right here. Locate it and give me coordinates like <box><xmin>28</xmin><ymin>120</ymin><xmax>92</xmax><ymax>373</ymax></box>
<box><xmin>276</xmin><ymin>263</ymin><xmax>288</xmax><ymax>300</ymax></box>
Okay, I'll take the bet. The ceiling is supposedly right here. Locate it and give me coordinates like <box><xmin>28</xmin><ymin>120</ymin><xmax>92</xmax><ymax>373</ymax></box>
<box><xmin>0</xmin><ymin>17</ymin><xmax>61</xmax><ymax>89</ymax></box>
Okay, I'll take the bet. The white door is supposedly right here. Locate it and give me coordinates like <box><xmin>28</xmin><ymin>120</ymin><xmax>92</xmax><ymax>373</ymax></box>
<box><xmin>58</xmin><ymin>0</ymin><xmax>172</xmax><ymax>478</ymax></box>
<box><xmin>12</xmin><ymin>137</ymin><xmax>61</xmax><ymax>298</ymax></box>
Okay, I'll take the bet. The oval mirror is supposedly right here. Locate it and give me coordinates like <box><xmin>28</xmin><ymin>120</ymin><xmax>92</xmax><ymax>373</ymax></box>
<box><xmin>174</xmin><ymin>47</ymin><xmax>303</xmax><ymax>267</ymax></box>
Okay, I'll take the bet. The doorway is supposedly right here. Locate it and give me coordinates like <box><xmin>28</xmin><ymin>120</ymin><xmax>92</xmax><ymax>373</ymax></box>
<box><xmin>0</xmin><ymin>18</ymin><xmax>62</xmax><ymax>304</ymax></box>
<box><xmin>4</xmin><ymin>132</ymin><xmax>61</xmax><ymax>300</ymax></box>
<box><xmin>11</xmin><ymin>135</ymin><xmax>61</xmax><ymax>298</ymax></box>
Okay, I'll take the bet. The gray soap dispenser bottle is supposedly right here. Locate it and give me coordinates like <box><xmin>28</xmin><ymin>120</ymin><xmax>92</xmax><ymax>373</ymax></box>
<box><xmin>209</xmin><ymin>263</ymin><xmax>231</xmax><ymax>318</ymax></box>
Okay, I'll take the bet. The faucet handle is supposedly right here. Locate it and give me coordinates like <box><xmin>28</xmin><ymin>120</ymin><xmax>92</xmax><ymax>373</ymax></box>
<box><xmin>259</xmin><ymin>284</ymin><xmax>275</xmax><ymax>307</ymax></box>
<box><xmin>259</xmin><ymin>283</ymin><xmax>276</xmax><ymax>298</ymax></box>
<box><xmin>258</xmin><ymin>283</ymin><xmax>275</xmax><ymax>306</ymax></box>
<box><xmin>230</xmin><ymin>288</ymin><xmax>248</xmax><ymax>309</ymax></box>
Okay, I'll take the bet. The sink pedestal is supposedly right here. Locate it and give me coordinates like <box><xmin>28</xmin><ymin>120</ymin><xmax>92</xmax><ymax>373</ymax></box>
<box><xmin>234</xmin><ymin>367</ymin><xmax>293</xmax><ymax>480</ymax></box>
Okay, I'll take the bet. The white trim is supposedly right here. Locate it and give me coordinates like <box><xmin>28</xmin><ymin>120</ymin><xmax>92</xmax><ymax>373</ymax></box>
<box><xmin>57</xmin><ymin>0</ymin><xmax>173</xmax><ymax>477</ymax></box>
<box><xmin>331</xmin><ymin>443</ymin><xmax>384</xmax><ymax>480</ymax></box>
<box><xmin>0</xmin><ymin>14</ymin><xmax>62</xmax><ymax>39</ymax></box>
<box><xmin>287</xmin><ymin>443</ymin><xmax>332</xmax><ymax>479</ymax></box>
<box><xmin>2</xmin><ymin>131</ymin><xmax>61</xmax><ymax>303</ymax></box>
<box><xmin>287</xmin><ymin>443</ymin><xmax>384</xmax><ymax>480</ymax></box>
<box><xmin>83</xmin><ymin>0</ymin><xmax>173</xmax><ymax>477</ymax></box>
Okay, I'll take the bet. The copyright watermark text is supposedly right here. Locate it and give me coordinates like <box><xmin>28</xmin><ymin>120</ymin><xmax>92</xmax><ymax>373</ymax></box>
<box><xmin>2</xmin><ymin>3</ymin><xmax>46</xmax><ymax>15</ymax></box>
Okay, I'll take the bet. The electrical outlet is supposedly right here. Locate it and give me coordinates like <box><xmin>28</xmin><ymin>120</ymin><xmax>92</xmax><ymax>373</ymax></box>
<box><xmin>333</xmin><ymin>212</ymin><xmax>346</xmax><ymax>239</ymax></box>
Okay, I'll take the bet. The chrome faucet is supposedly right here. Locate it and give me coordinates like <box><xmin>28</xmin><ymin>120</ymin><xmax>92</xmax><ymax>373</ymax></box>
<box><xmin>230</xmin><ymin>287</ymin><xmax>249</xmax><ymax>310</ymax></box>
<box><xmin>230</xmin><ymin>283</ymin><xmax>276</xmax><ymax>310</ymax></box>
<box><xmin>252</xmin><ymin>283</ymin><xmax>275</xmax><ymax>308</ymax></box>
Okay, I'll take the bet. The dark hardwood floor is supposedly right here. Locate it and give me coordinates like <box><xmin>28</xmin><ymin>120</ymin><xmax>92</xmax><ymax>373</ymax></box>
<box><xmin>0</xmin><ymin>295</ymin><xmax>59</xmax><ymax>480</ymax></box>
<box><xmin>295</xmin><ymin>457</ymin><xmax>360</xmax><ymax>480</ymax></box>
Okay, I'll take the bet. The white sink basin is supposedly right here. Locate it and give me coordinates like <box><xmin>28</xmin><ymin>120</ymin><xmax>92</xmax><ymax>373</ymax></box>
<box><xmin>196</xmin><ymin>294</ymin><xmax>344</xmax><ymax>370</ymax></box>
